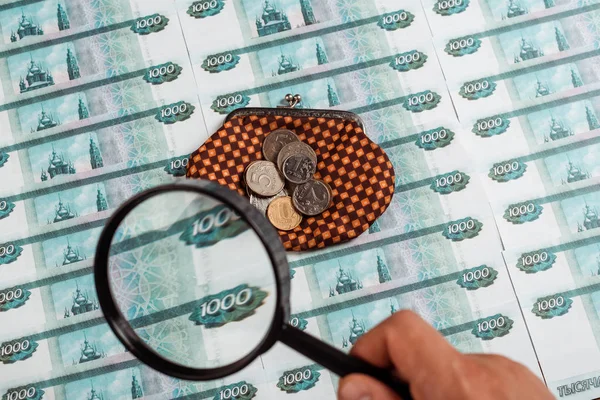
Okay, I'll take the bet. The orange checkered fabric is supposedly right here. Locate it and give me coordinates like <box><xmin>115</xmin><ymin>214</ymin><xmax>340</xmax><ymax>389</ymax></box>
<box><xmin>187</xmin><ymin>111</ymin><xmax>395</xmax><ymax>252</ymax></box>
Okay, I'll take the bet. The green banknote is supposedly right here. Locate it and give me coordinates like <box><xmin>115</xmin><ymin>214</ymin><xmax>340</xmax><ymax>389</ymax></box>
<box><xmin>369</xmin><ymin>121</ymin><xmax>491</xmax><ymax>235</ymax></box>
<box><xmin>197</xmin><ymin>42</ymin><xmax>453</xmax><ymax>136</ymax></box>
<box><xmin>175</xmin><ymin>0</ymin><xmax>419</xmax><ymax>55</ymax></box>
<box><xmin>259</xmin><ymin>297</ymin><xmax>541</xmax><ymax>396</ymax></box>
<box><xmin>0</xmin><ymin>4</ymin><xmax>197</xmax><ymax>136</ymax></box>
<box><xmin>180</xmin><ymin>0</ymin><xmax>432</xmax><ymax>95</ymax></box>
<box><xmin>0</xmin><ymin>91</ymin><xmax>205</xmax><ymax>195</ymax></box>
<box><xmin>0</xmin><ymin>0</ymin><xmax>147</xmax><ymax>48</ymax></box>
<box><xmin>0</xmin><ymin>92</ymin><xmax>205</xmax><ymax>243</ymax></box>
<box><xmin>472</xmin><ymin>128</ymin><xmax>600</xmax><ymax>209</ymax></box>
<box><xmin>448</xmin><ymin>44</ymin><xmax>600</xmax><ymax>121</ymax></box>
<box><xmin>288</xmin><ymin>206</ymin><xmax>506</xmax><ymax>311</ymax></box>
<box><xmin>434</xmin><ymin>5</ymin><xmax>600</xmax><ymax>82</ymax></box>
<box><xmin>455</xmin><ymin>70</ymin><xmax>600</xmax><ymax>168</ymax></box>
<box><xmin>503</xmin><ymin>225</ymin><xmax>600</xmax><ymax>296</ymax></box>
<box><xmin>504</xmin><ymin>231</ymin><xmax>600</xmax><ymax>399</ymax></box>
<box><xmin>0</xmin><ymin>2</ymin><xmax>206</xmax><ymax>194</ymax></box>
<box><xmin>491</xmin><ymin>174</ymin><xmax>600</xmax><ymax>249</ymax></box>
<box><xmin>0</xmin><ymin>4</ymin><xmax>188</xmax><ymax>99</ymax></box>
<box><xmin>422</xmin><ymin>0</ymin><xmax>597</xmax><ymax>37</ymax></box>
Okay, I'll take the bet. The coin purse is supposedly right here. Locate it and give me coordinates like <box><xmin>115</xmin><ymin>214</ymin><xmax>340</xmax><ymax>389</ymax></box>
<box><xmin>186</xmin><ymin>105</ymin><xmax>396</xmax><ymax>252</ymax></box>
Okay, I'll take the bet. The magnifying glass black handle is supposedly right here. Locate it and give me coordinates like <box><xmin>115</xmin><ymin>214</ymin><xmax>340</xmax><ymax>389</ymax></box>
<box><xmin>280</xmin><ymin>324</ymin><xmax>413</xmax><ymax>399</ymax></box>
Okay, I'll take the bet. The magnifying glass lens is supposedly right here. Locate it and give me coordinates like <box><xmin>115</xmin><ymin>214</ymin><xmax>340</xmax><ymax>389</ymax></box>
<box><xmin>106</xmin><ymin>190</ymin><xmax>278</xmax><ymax>369</ymax></box>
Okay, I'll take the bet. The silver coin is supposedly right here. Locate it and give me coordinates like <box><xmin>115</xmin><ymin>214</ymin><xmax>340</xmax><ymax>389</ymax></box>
<box><xmin>282</xmin><ymin>153</ymin><xmax>317</xmax><ymax>184</ymax></box>
<box><xmin>249</xmin><ymin>188</ymin><xmax>288</xmax><ymax>216</ymax></box>
<box><xmin>262</xmin><ymin>129</ymin><xmax>299</xmax><ymax>163</ymax></box>
<box><xmin>245</xmin><ymin>161</ymin><xmax>285</xmax><ymax>197</ymax></box>
<box><xmin>244</xmin><ymin>161</ymin><xmax>259</xmax><ymax>196</ymax></box>
<box><xmin>277</xmin><ymin>142</ymin><xmax>317</xmax><ymax>171</ymax></box>
<box><xmin>293</xmin><ymin>179</ymin><xmax>332</xmax><ymax>216</ymax></box>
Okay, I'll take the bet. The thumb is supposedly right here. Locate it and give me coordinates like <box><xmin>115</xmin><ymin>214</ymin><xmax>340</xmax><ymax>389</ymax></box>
<box><xmin>338</xmin><ymin>373</ymin><xmax>405</xmax><ymax>400</ymax></box>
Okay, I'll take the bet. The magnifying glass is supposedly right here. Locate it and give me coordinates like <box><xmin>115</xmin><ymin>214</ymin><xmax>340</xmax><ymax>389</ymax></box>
<box><xmin>94</xmin><ymin>180</ymin><xmax>412</xmax><ymax>399</ymax></box>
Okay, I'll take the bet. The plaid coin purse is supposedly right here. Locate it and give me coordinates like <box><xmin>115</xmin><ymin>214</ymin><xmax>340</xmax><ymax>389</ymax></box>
<box><xmin>186</xmin><ymin>107</ymin><xmax>395</xmax><ymax>252</ymax></box>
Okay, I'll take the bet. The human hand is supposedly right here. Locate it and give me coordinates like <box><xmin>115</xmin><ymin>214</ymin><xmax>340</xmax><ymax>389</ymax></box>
<box><xmin>337</xmin><ymin>310</ymin><xmax>553</xmax><ymax>400</ymax></box>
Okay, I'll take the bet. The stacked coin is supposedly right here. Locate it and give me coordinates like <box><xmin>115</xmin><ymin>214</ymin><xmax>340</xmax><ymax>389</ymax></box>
<box><xmin>243</xmin><ymin>129</ymin><xmax>333</xmax><ymax>231</ymax></box>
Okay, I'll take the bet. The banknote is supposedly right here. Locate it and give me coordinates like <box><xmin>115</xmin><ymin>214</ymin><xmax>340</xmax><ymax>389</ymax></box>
<box><xmin>456</xmin><ymin>74</ymin><xmax>600</xmax><ymax>165</ymax></box>
<box><xmin>0</xmin><ymin>95</ymin><xmax>206</xmax><ymax>243</ymax></box>
<box><xmin>422</xmin><ymin>0</ymin><xmax>597</xmax><ymax>37</ymax></box>
<box><xmin>256</xmin><ymin>360</ymin><xmax>338</xmax><ymax>399</ymax></box>
<box><xmin>190</xmin><ymin>24</ymin><xmax>434</xmax><ymax>96</ymax></box>
<box><xmin>288</xmin><ymin>224</ymin><xmax>509</xmax><ymax>308</ymax></box>
<box><xmin>490</xmin><ymin>174</ymin><xmax>600</xmax><ymax>249</ymax></box>
<box><xmin>197</xmin><ymin>55</ymin><xmax>453</xmax><ymax>136</ymax></box>
<box><xmin>0</xmin><ymin>162</ymin><xmax>213</xmax><ymax>287</ymax></box>
<box><xmin>0</xmin><ymin>70</ymin><xmax>197</xmax><ymax>143</ymax></box>
<box><xmin>0</xmin><ymin>316</ymin><xmax>124</xmax><ymax>382</ymax></box>
<box><xmin>0</xmin><ymin>360</ymin><xmax>143</xmax><ymax>400</ymax></box>
<box><xmin>261</xmin><ymin>296</ymin><xmax>542</xmax><ymax>389</ymax></box>
<box><xmin>0</xmin><ymin>0</ymin><xmax>159</xmax><ymax>48</ymax></box>
<box><xmin>0</xmin><ymin>92</ymin><xmax>206</xmax><ymax>196</ymax></box>
<box><xmin>502</xmin><ymin>229</ymin><xmax>600</xmax><ymax>303</ymax></box>
<box><xmin>175</xmin><ymin>0</ymin><xmax>420</xmax><ymax>56</ymax></box>
<box><xmin>0</xmin><ymin>238</ymin><xmax>98</xmax><ymax>335</ymax></box>
<box><xmin>0</xmin><ymin>15</ymin><xmax>199</xmax><ymax>146</ymax></box>
<box><xmin>0</xmin><ymin>353</ymin><xmax>330</xmax><ymax>400</ymax></box>
<box><xmin>504</xmin><ymin>231</ymin><xmax>600</xmax><ymax>398</ymax></box>
<box><xmin>434</xmin><ymin>5</ymin><xmax>600</xmax><ymax>83</ymax></box>
<box><xmin>288</xmin><ymin>231</ymin><xmax>513</xmax><ymax>320</ymax></box>
<box><xmin>0</xmin><ymin>1</ymin><xmax>191</xmax><ymax>101</ymax></box>
<box><xmin>371</xmin><ymin>122</ymin><xmax>494</xmax><ymax>230</ymax></box>
<box><xmin>0</xmin><ymin>357</ymin><xmax>217</xmax><ymax>400</ymax></box>
<box><xmin>512</xmin><ymin>280</ymin><xmax>600</xmax><ymax>400</ymax></box>
<box><xmin>447</xmin><ymin>45</ymin><xmax>600</xmax><ymax>120</ymax></box>
<box><xmin>470</xmin><ymin>129</ymin><xmax>600</xmax><ymax>209</ymax></box>
<box><xmin>182</xmin><ymin>0</ymin><xmax>432</xmax><ymax>93</ymax></box>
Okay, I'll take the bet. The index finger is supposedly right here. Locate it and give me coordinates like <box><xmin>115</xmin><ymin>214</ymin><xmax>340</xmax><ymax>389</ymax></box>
<box><xmin>350</xmin><ymin>310</ymin><xmax>461</xmax><ymax>385</ymax></box>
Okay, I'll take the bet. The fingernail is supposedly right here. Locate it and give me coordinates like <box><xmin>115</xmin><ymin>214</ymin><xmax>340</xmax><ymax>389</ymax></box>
<box><xmin>339</xmin><ymin>380</ymin><xmax>372</xmax><ymax>400</ymax></box>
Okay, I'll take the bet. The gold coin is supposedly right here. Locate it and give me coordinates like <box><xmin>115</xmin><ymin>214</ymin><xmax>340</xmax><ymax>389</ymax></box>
<box><xmin>267</xmin><ymin>196</ymin><xmax>302</xmax><ymax>231</ymax></box>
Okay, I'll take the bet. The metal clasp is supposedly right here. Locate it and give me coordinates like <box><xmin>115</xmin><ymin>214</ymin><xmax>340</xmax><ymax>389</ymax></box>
<box><xmin>278</xmin><ymin>93</ymin><xmax>302</xmax><ymax>108</ymax></box>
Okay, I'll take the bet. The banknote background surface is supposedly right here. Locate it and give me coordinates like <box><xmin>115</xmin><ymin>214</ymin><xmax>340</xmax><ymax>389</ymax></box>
<box><xmin>0</xmin><ymin>0</ymin><xmax>599</xmax><ymax>398</ymax></box>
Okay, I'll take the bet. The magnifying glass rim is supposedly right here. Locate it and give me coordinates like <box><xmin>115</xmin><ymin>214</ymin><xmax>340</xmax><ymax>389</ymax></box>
<box><xmin>94</xmin><ymin>180</ymin><xmax>289</xmax><ymax>381</ymax></box>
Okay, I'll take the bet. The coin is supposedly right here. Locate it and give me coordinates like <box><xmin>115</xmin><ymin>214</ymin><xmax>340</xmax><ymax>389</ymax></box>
<box><xmin>277</xmin><ymin>142</ymin><xmax>317</xmax><ymax>171</ymax></box>
<box><xmin>282</xmin><ymin>153</ymin><xmax>317</xmax><ymax>184</ymax></box>
<box><xmin>262</xmin><ymin>129</ymin><xmax>299</xmax><ymax>163</ymax></box>
<box><xmin>249</xmin><ymin>188</ymin><xmax>288</xmax><ymax>216</ymax></box>
<box><xmin>245</xmin><ymin>161</ymin><xmax>285</xmax><ymax>197</ymax></box>
<box><xmin>293</xmin><ymin>179</ymin><xmax>332</xmax><ymax>216</ymax></box>
<box><xmin>244</xmin><ymin>161</ymin><xmax>259</xmax><ymax>196</ymax></box>
<box><xmin>267</xmin><ymin>196</ymin><xmax>302</xmax><ymax>231</ymax></box>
